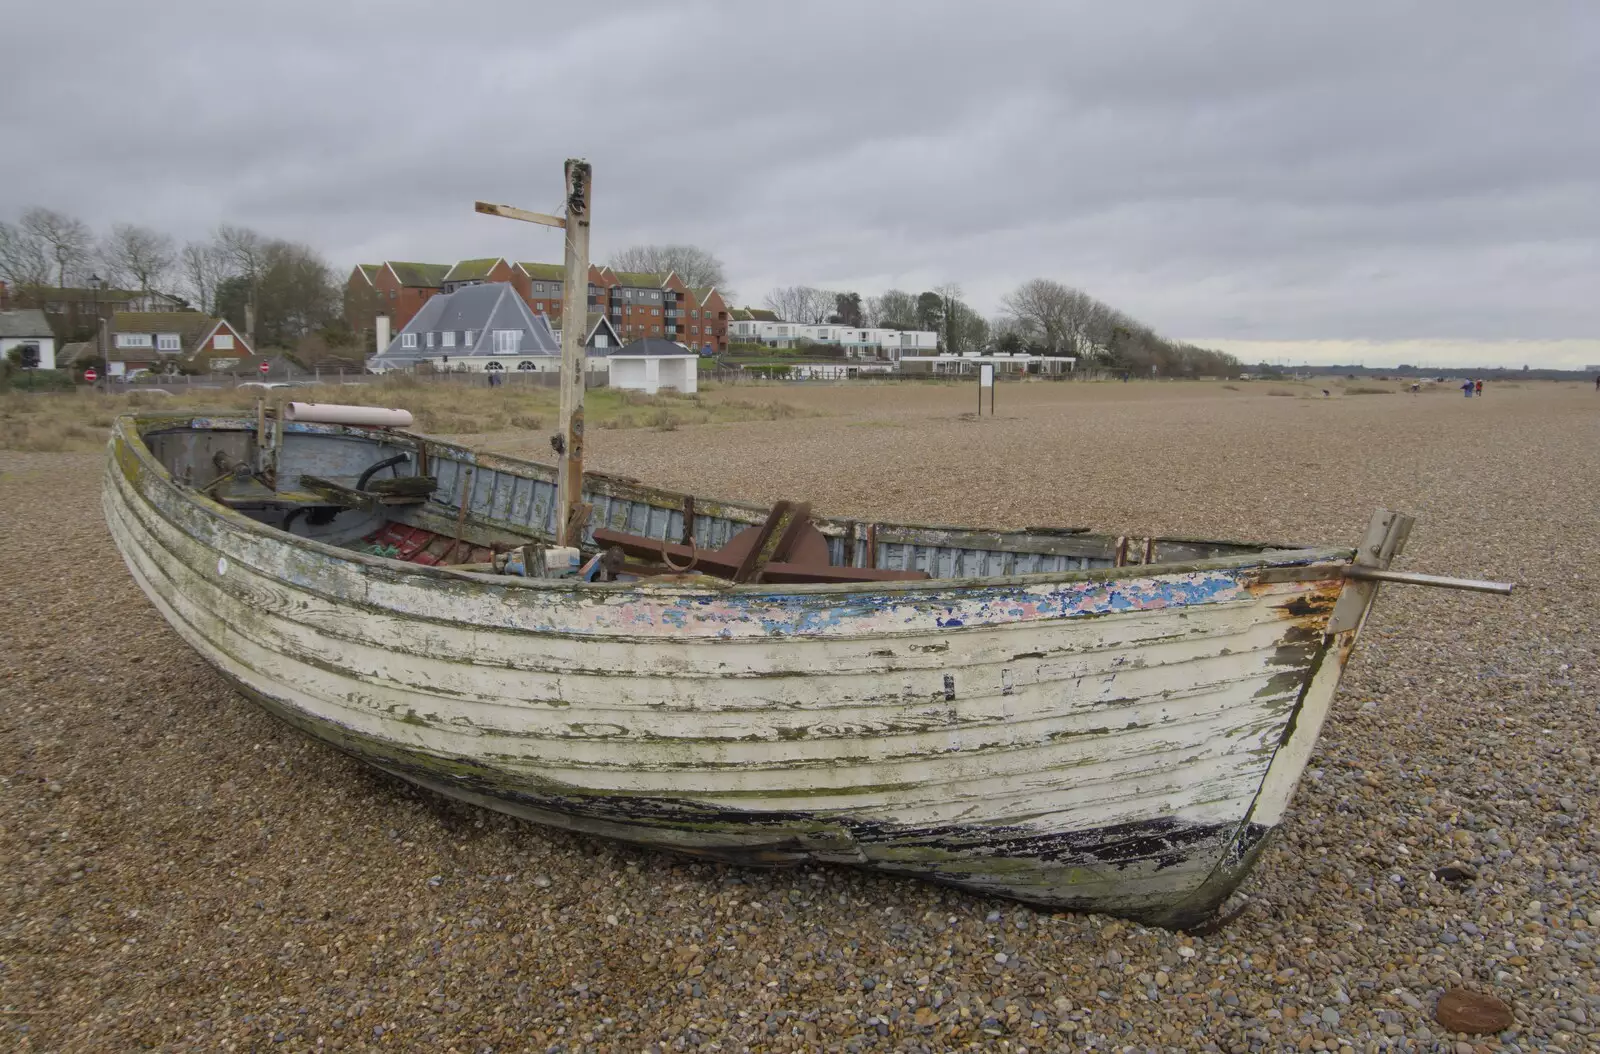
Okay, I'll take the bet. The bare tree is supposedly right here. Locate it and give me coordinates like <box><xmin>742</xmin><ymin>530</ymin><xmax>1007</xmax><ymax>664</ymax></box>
<box><xmin>101</xmin><ymin>223</ymin><xmax>177</xmax><ymax>292</ymax></box>
<box><xmin>216</xmin><ymin>224</ymin><xmax>268</xmax><ymax>283</ymax></box>
<box><xmin>762</xmin><ymin>285</ymin><xmax>834</xmax><ymax>324</ymax></box>
<box><xmin>1001</xmin><ymin>278</ymin><xmax>1105</xmax><ymax>354</ymax></box>
<box><xmin>0</xmin><ymin>220</ymin><xmax>52</xmax><ymax>288</ymax></box>
<box><xmin>216</xmin><ymin>225</ymin><xmax>270</xmax><ymax>344</ymax></box>
<box><xmin>861</xmin><ymin>295</ymin><xmax>882</xmax><ymax>328</ymax></box>
<box><xmin>21</xmin><ymin>208</ymin><xmax>93</xmax><ymax>289</ymax></box>
<box><xmin>180</xmin><ymin>240</ymin><xmax>232</xmax><ymax>315</ymax></box>
<box><xmin>871</xmin><ymin>289</ymin><xmax>918</xmax><ymax>329</ymax></box>
<box><xmin>608</xmin><ymin>244</ymin><xmax>728</xmax><ymax>292</ymax></box>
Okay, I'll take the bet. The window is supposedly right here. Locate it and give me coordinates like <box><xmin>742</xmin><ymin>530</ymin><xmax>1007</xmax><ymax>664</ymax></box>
<box><xmin>650</xmin><ymin>292</ymin><xmax>660</xmax><ymax>300</ymax></box>
<box><xmin>389</xmin><ymin>289</ymin><xmax>396</xmax><ymax>299</ymax></box>
<box><xmin>442</xmin><ymin>331</ymin><xmax>456</xmax><ymax>348</ymax></box>
<box><xmin>401</xmin><ymin>333</ymin><xmax>417</xmax><ymax>348</ymax></box>
<box><xmin>214</xmin><ymin>333</ymin><xmax>234</xmax><ymax>350</ymax></box>
<box><xmin>484</xmin><ymin>361</ymin><xmax>505</xmax><ymax>371</ymax></box>
<box><xmin>623</xmin><ymin>289</ymin><xmax>633</xmax><ymax>300</ymax></box>
<box><xmin>652</xmin><ymin>326</ymin><xmax>661</xmax><ymax>334</ymax></box>
<box><xmin>117</xmin><ymin>333</ymin><xmax>153</xmax><ymax>348</ymax></box>
<box><xmin>493</xmin><ymin>330</ymin><xmax>521</xmax><ymax>354</ymax></box>
<box><xmin>517</xmin><ymin>360</ymin><xmax>536</xmax><ymax>371</ymax></box>
<box><xmin>533</xmin><ymin>283</ymin><xmax>544</xmax><ymax>293</ymax></box>
<box><xmin>464</xmin><ymin>330</ymin><xmax>475</xmax><ymax>346</ymax></box>
<box><xmin>425</xmin><ymin>332</ymin><xmax>435</xmax><ymax>348</ymax></box>
<box><xmin>691</xmin><ymin>309</ymin><xmax>699</xmax><ymax>318</ymax></box>
<box><xmin>651</xmin><ymin>308</ymin><xmax>660</xmax><ymax>316</ymax></box>
<box><xmin>153</xmin><ymin>334</ymin><xmax>180</xmax><ymax>351</ymax></box>
<box><xmin>691</xmin><ymin>326</ymin><xmax>699</xmax><ymax>335</ymax></box>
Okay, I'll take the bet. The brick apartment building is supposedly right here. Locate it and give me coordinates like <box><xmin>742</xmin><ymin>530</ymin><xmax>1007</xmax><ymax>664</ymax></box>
<box><xmin>346</xmin><ymin>262</ymin><xmax>451</xmax><ymax>335</ymax></box>
<box><xmin>346</xmin><ymin>260</ymin><xmax>729</xmax><ymax>354</ymax></box>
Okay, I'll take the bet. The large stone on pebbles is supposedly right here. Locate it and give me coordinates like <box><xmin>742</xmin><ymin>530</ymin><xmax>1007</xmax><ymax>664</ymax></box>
<box><xmin>1434</xmin><ymin>989</ymin><xmax>1513</xmax><ymax>1035</ymax></box>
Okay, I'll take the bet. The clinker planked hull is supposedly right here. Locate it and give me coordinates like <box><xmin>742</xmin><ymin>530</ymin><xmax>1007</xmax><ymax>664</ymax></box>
<box><xmin>105</xmin><ymin>415</ymin><xmax>1366</xmax><ymax>927</ymax></box>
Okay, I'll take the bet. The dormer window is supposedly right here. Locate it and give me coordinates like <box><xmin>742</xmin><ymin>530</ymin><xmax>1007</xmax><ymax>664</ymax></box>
<box><xmin>157</xmin><ymin>334</ymin><xmax>180</xmax><ymax>351</ymax></box>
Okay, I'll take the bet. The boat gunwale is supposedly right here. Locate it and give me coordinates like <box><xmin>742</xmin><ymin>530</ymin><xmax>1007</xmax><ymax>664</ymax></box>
<box><xmin>115</xmin><ymin>411</ymin><xmax>1357</xmax><ymax>597</ymax></box>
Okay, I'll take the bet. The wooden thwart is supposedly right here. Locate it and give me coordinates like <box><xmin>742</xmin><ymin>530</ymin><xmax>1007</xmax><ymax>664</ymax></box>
<box><xmin>299</xmin><ymin>474</ymin><xmax>428</xmax><ymax>507</ymax></box>
<box><xmin>591</xmin><ymin>501</ymin><xmax>929</xmax><ymax>585</ymax></box>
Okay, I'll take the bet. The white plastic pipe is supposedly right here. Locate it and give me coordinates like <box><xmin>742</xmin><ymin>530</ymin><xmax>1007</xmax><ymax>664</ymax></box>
<box><xmin>283</xmin><ymin>402</ymin><xmax>414</xmax><ymax>428</ymax></box>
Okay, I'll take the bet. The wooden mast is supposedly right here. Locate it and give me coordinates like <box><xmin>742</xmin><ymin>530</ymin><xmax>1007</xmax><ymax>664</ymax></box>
<box><xmin>555</xmin><ymin>160</ymin><xmax>591</xmax><ymax>547</ymax></box>
<box><xmin>474</xmin><ymin>157</ymin><xmax>592</xmax><ymax>546</ymax></box>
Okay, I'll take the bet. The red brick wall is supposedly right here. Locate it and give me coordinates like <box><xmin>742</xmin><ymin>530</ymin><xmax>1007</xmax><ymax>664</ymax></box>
<box><xmin>358</xmin><ymin>266</ymin><xmax>439</xmax><ymax>332</ymax></box>
<box><xmin>513</xmin><ymin>264</ymin><xmax>612</xmax><ymax>333</ymax></box>
<box><xmin>697</xmin><ymin>289</ymin><xmax>729</xmax><ymax>354</ymax></box>
<box><xmin>189</xmin><ymin>321</ymin><xmax>253</xmax><ymax>371</ymax></box>
<box><xmin>344</xmin><ymin>270</ymin><xmax>383</xmax><ymax>335</ymax></box>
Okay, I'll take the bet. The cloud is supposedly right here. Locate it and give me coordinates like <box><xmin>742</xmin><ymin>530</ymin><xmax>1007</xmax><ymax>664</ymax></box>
<box><xmin>1190</xmin><ymin>339</ymin><xmax>1600</xmax><ymax>371</ymax></box>
<box><xmin>4</xmin><ymin>0</ymin><xmax>1596</xmax><ymax>363</ymax></box>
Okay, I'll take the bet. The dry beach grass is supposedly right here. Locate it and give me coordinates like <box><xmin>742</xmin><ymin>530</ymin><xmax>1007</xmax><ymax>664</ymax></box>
<box><xmin>0</xmin><ymin>380</ymin><xmax>809</xmax><ymax>454</ymax></box>
<box><xmin>2</xmin><ymin>379</ymin><xmax>1597</xmax><ymax>1052</ymax></box>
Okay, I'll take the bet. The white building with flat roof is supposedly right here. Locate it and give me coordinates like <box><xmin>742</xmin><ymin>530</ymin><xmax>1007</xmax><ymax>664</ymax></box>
<box><xmin>898</xmin><ymin>353</ymin><xmax>1077</xmax><ymax>376</ymax></box>
<box><xmin>726</xmin><ymin>319</ymin><xmax>939</xmax><ymax>359</ymax></box>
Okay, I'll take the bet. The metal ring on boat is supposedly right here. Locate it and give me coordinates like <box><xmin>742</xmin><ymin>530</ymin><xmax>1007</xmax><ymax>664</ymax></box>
<box><xmin>661</xmin><ymin>537</ymin><xmax>698</xmax><ymax>573</ymax></box>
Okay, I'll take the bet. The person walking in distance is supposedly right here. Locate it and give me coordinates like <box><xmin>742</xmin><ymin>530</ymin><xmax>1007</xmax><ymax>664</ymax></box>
<box><xmin>1474</xmin><ymin>379</ymin><xmax>1483</xmax><ymax>397</ymax></box>
<box><xmin>1461</xmin><ymin>379</ymin><xmax>1475</xmax><ymax>398</ymax></box>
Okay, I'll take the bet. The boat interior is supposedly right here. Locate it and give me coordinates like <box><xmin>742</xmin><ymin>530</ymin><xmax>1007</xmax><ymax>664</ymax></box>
<box><xmin>136</xmin><ymin>412</ymin><xmax>1311</xmax><ymax>585</ymax></box>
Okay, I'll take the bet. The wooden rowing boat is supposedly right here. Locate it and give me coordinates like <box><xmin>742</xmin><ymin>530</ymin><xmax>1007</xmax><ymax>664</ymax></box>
<box><xmin>102</xmin><ymin>409</ymin><xmax>1505</xmax><ymax>928</ymax></box>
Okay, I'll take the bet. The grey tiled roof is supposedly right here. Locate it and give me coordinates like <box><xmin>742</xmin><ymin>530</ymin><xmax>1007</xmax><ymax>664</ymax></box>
<box><xmin>369</xmin><ymin>283</ymin><xmax>558</xmax><ymax>367</ymax></box>
<box><xmin>0</xmin><ymin>308</ymin><xmax>52</xmax><ymax>338</ymax></box>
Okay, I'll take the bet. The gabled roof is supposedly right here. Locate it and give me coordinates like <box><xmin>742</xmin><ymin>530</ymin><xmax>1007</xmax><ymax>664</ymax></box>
<box><xmin>443</xmin><ymin>257</ymin><xmax>506</xmax><ymax>283</ymax></box>
<box><xmin>57</xmin><ymin>341</ymin><xmax>95</xmax><ymax>366</ymax></box>
<box><xmin>616</xmin><ymin>337</ymin><xmax>695</xmax><ymax>357</ymax></box>
<box><xmin>371</xmin><ymin>282</ymin><xmax>559</xmax><ymax>366</ymax></box>
<box><xmin>585</xmin><ymin>312</ymin><xmax>621</xmax><ymax>345</ymax></box>
<box><xmin>355</xmin><ymin>264</ymin><xmax>382</xmax><ymax>285</ymax></box>
<box><xmin>181</xmin><ymin>318</ymin><xmax>254</xmax><ymax>363</ymax></box>
<box><xmin>385</xmin><ymin>262</ymin><xmax>450</xmax><ymax>288</ymax></box>
<box><xmin>0</xmin><ymin>308</ymin><xmax>52</xmax><ymax>338</ymax></box>
<box><xmin>608</xmin><ymin>271</ymin><xmax>668</xmax><ymax>288</ymax></box>
<box><xmin>108</xmin><ymin>311</ymin><xmax>247</xmax><ymax>360</ymax></box>
<box><xmin>111</xmin><ymin>311</ymin><xmax>215</xmax><ymax>337</ymax></box>
<box><xmin>25</xmin><ymin>286</ymin><xmax>142</xmax><ymax>302</ymax></box>
<box><xmin>554</xmin><ymin>313</ymin><xmax>624</xmax><ymax>354</ymax></box>
<box><xmin>518</xmin><ymin>262</ymin><xmax>565</xmax><ymax>282</ymax></box>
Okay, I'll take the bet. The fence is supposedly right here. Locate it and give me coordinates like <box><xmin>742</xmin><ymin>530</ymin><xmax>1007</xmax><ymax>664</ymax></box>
<box><xmin>699</xmin><ymin>367</ymin><xmax>1090</xmax><ymax>386</ymax></box>
<box><xmin>112</xmin><ymin>367</ymin><xmax>609</xmax><ymax>391</ymax></box>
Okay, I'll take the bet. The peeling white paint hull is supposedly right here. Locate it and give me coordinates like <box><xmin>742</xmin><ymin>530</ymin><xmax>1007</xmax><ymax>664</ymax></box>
<box><xmin>104</xmin><ymin>418</ymin><xmax>1373</xmax><ymax>927</ymax></box>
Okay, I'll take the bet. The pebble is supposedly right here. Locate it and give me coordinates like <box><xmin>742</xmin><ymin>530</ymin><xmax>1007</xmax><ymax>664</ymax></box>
<box><xmin>1435</xmin><ymin>989</ymin><xmax>1515</xmax><ymax>1035</ymax></box>
<box><xmin>5</xmin><ymin>385</ymin><xmax>1599</xmax><ymax>1051</ymax></box>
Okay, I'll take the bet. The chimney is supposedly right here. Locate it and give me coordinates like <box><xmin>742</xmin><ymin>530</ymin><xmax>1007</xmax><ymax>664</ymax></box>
<box><xmin>375</xmin><ymin>313</ymin><xmax>392</xmax><ymax>357</ymax></box>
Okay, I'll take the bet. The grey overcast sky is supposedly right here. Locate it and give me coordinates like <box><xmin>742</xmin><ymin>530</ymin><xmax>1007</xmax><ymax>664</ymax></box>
<box><xmin>5</xmin><ymin>1</ymin><xmax>1598</xmax><ymax>366</ymax></box>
